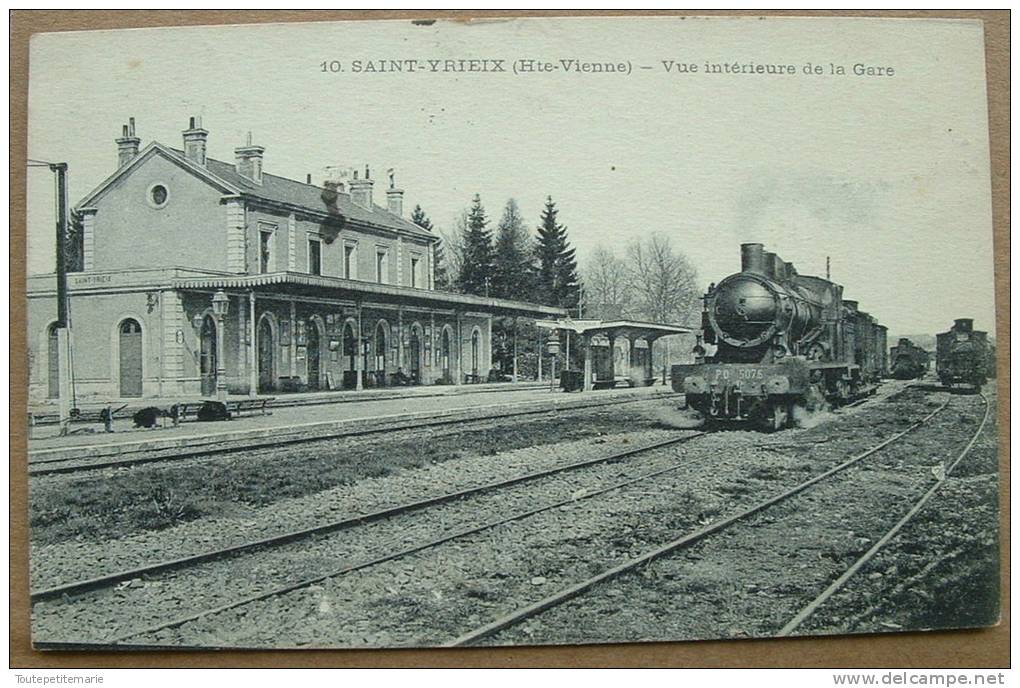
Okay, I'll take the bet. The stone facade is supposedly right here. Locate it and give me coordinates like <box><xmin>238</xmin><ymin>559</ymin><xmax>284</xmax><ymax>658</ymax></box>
<box><xmin>27</xmin><ymin>119</ymin><xmax>558</xmax><ymax>403</ymax></box>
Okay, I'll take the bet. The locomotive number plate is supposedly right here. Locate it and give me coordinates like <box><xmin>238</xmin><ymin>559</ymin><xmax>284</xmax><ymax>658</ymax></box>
<box><xmin>711</xmin><ymin>367</ymin><xmax>765</xmax><ymax>381</ymax></box>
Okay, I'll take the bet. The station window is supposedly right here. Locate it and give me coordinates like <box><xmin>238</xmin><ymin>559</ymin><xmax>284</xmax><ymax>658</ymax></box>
<box><xmin>259</xmin><ymin>228</ymin><xmax>274</xmax><ymax>273</ymax></box>
<box><xmin>147</xmin><ymin>183</ymin><xmax>169</xmax><ymax>209</ymax></box>
<box><xmin>308</xmin><ymin>238</ymin><xmax>322</xmax><ymax>276</ymax></box>
<box><xmin>344</xmin><ymin>243</ymin><xmax>357</xmax><ymax>280</ymax></box>
<box><xmin>410</xmin><ymin>255</ymin><xmax>420</xmax><ymax>288</ymax></box>
<box><xmin>376</xmin><ymin>248</ymin><xmax>389</xmax><ymax>284</ymax></box>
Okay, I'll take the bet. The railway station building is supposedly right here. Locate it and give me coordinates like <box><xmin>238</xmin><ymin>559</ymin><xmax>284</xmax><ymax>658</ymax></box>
<box><xmin>27</xmin><ymin>117</ymin><xmax>565</xmax><ymax>403</ymax></box>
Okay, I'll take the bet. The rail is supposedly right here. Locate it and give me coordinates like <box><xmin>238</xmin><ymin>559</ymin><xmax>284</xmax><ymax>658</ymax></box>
<box><xmin>31</xmin><ymin>430</ymin><xmax>704</xmax><ymax>604</ymax></box>
<box><xmin>445</xmin><ymin>397</ymin><xmax>952</xmax><ymax>646</ymax></box>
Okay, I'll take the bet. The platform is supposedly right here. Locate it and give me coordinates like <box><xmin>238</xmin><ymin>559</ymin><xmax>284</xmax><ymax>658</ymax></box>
<box><xmin>26</xmin><ymin>383</ymin><xmax>676</xmax><ymax>462</ymax></box>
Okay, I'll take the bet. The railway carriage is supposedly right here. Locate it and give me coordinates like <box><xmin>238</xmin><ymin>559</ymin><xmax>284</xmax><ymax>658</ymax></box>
<box><xmin>936</xmin><ymin>318</ymin><xmax>991</xmax><ymax>390</ymax></box>
<box><xmin>672</xmin><ymin>243</ymin><xmax>887</xmax><ymax>430</ymax></box>
<box><xmin>889</xmin><ymin>338</ymin><xmax>929</xmax><ymax>380</ymax></box>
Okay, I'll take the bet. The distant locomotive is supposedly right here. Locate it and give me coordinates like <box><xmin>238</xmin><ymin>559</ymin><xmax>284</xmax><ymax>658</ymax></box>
<box><xmin>936</xmin><ymin>318</ymin><xmax>991</xmax><ymax>390</ymax></box>
<box><xmin>889</xmin><ymin>338</ymin><xmax>929</xmax><ymax>380</ymax></box>
<box><xmin>672</xmin><ymin>243</ymin><xmax>887</xmax><ymax>430</ymax></box>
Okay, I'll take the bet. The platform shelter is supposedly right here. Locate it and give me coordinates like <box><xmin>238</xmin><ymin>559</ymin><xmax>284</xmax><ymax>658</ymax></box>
<box><xmin>534</xmin><ymin>318</ymin><xmax>693</xmax><ymax>391</ymax></box>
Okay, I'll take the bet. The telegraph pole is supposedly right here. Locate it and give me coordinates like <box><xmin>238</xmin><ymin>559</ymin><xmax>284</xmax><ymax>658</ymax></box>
<box><xmin>51</xmin><ymin>162</ymin><xmax>72</xmax><ymax>435</ymax></box>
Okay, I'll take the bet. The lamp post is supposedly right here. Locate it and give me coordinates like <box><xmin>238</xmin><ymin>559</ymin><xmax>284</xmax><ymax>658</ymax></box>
<box><xmin>30</xmin><ymin>159</ymin><xmax>73</xmax><ymax>432</ymax></box>
<box><xmin>362</xmin><ymin>338</ymin><xmax>371</xmax><ymax>388</ymax></box>
<box><xmin>211</xmin><ymin>290</ymin><xmax>230</xmax><ymax>401</ymax></box>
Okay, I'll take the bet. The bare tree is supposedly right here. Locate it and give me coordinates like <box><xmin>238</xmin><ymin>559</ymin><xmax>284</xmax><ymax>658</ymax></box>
<box><xmin>437</xmin><ymin>208</ymin><xmax>470</xmax><ymax>293</ymax></box>
<box><xmin>625</xmin><ymin>233</ymin><xmax>700</xmax><ymax>325</ymax></box>
<box><xmin>582</xmin><ymin>246</ymin><xmax>633</xmax><ymax>320</ymax></box>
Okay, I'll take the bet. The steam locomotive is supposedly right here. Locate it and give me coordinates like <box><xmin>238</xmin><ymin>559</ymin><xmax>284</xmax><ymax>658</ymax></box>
<box><xmin>889</xmin><ymin>338</ymin><xmax>929</xmax><ymax>380</ymax></box>
<box><xmin>936</xmin><ymin>318</ymin><xmax>991</xmax><ymax>390</ymax></box>
<box><xmin>672</xmin><ymin>243</ymin><xmax>888</xmax><ymax>430</ymax></box>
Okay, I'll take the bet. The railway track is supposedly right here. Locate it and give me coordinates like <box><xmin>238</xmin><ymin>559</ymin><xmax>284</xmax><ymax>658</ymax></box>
<box><xmin>777</xmin><ymin>391</ymin><xmax>991</xmax><ymax>636</ymax></box>
<box><xmin>31</xmin><ymin>428</ymin><xmax>706</xmax><ymax>606</ymax></box>
<box><xmin>445</xmin><ymin>393</ymin><xmax>969</xmax><ymax>646</ymax></box>
<box><xmin>102</xmin><ymin>436</ymin><xmax>710</xmax><ymax>646</ymax></box>
<box><xmin>31</xmin><ymin>382</ymin><xmax>950</xmax><ymax>649</ymax></box>
<box><xmin>28</xmin><ymin>392</ymin><xmax>681</xmax><ymax>477</ymax></box>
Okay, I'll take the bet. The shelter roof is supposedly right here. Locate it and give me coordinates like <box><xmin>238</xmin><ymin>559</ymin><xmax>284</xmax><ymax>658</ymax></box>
<box><xmin>534</xmin><ymin>318</ymin><xmax>692</xmax><ymax>340</ymax></box>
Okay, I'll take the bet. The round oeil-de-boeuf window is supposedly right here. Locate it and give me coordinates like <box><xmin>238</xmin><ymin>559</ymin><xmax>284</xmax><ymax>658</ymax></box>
<box><xmin>148</xmin><ymin>184</ymin><xmax>169</xmax><ymax>208</ymax></box>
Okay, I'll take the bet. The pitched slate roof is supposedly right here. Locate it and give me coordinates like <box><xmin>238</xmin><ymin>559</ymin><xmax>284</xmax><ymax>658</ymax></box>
<box><xmin>201</xmin><ymin>155</ymin><xmax>435</xmax><ymax>240</ymax></box>
<box><xmin>78</xmin><ymin>142</ymin><xmax>436</xmax><ymax>241</ymax></box>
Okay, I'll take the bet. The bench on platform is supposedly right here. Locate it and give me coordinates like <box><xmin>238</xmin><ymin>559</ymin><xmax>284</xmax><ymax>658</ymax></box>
<box><xmin>226</xmin><ymin>397</ymin><xmax>274</xmax><ymax>417</ymax></box>
<box><xmin>169</xmin><ymin>401</ymin><xmax>207</xmax><ymax>424</ymax></box>
<box><xmin>27</xmin><ymin>405</ymin><xmax>131</xmax><ymax>437</ymax></box>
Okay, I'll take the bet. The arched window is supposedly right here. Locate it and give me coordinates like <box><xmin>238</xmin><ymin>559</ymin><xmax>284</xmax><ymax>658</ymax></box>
<box><xmin>471</xmin><ymin>329</ymin><xmax>480</xmax><ymax>376</ymax></box>
<box><xmin>441</xmin><ymin>327</ymin><xmax>452</xmax><ymax>377</ymax></box>
<box><xmin>375</xmin><ymin>322</ymin><xmax>387</xmax><ymax>372</ymax></box>
<box><xmin>408</xmin><ymin>324</ymin><xmax>422</xmax><ymax>381</ymax></box>
<box><xmin>200</xmin><ymin>314</ymin><xmax>217</xmax><ymax>397</ymax></box>
<box><xmin>120</xmin><ymin>319</ymin><xmax>142</xmax><ymax>335</ymax></box>
<box><xmin>342</xmin><ymin>322</ymin><xmax>357</xmax><ymax>371</ymax></box>
<box><xmin>118</xmin><ymin>318</ymin><xmax>143</xmax><ymax>397</ymax></box>
<box><xmin>47</xmin><ymin>323</ymin><xmax>60</xmax><ymax>398</ymax></box>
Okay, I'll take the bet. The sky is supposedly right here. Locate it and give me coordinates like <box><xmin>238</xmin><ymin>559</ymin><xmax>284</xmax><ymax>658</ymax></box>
<box><xmin>25</xmin><ymin>16</ymin><xmax>996</xmax><ymax>337</ymax></box>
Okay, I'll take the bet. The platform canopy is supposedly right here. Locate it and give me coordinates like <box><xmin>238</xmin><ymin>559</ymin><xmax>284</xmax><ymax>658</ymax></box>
<box><xmin>174</xmin><ymin>271</ymin><xmax>567</xmax><ymax>320</ymax></box>
<box><xmin>533</xmin><ymin>317</ymin><xmax>692</xmax><ymax>340</ymax></box>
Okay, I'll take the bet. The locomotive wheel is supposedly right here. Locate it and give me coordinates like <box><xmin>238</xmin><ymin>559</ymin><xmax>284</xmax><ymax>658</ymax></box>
<box><xmin>804</xmin><ymin>383</ymin><xmax>827</xmax><ymax>412</ymax></box>
<box><xmin>762</xmin><ymin>401</ymin><xmax>789</xmax><ymax>432</ymax></box>
<box><xmin>834</xmin><ymin>379</ymin><xmax>850</xmax><ymax>405</ymax></box>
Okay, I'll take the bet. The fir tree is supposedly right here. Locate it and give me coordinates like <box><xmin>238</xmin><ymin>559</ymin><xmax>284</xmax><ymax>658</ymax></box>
<box><xmin>65</xmin><ymin>209</ymin><xmax>84</xmax><ymax>272</ymax></box>
<box><xmin>534</xmin><ymin>196</ymin><xmax>579</xmax><ymax>309</ymax></box>
<box><xmin>410</xmin><ymin>204</ymin><xmax>449</xmax><ymax>289</ymax></box>
<box><xmin>457</xmin><ymin>194</ymin><xmax>494</xmax><ymax>296</ymax></box>
<box><xmin>410</xmin><ymin>204</ymin><xmax>432</xmax><ymax>231</ymax></box>
<box><xmin>491</xmin><ymin>198</ymin><xmax>534</xmax><ymax>299</ymax></box>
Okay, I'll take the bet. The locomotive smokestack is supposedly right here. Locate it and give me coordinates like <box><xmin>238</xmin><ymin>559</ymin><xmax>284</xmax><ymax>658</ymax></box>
<box><xmin>954</xmin><ymin>318</ymin><xmax>974</xmax><ymax>332</ymax></box>
<box><xmin>740</xmin><ymin>243</ymin><xmax>766</xmax><ymax>274</ymax></box>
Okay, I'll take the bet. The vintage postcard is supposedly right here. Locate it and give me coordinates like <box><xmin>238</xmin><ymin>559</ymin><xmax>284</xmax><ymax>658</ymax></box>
<box><xmin>22</xmin><ymin>15</ymin><xmax>999</xmax><ymax>651</ymax></box>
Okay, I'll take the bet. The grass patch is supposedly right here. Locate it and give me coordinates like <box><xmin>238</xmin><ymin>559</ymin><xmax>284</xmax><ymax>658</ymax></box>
<box><xmin>31</xmin><ymin>405</ymin><xmax>668</xmax><ymax>546</ymax></box>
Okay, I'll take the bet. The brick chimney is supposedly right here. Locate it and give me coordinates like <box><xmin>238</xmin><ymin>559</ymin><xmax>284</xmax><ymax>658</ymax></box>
<box><xmin>116</xmin><ymin>117</ymin><xmax>140</xmax><ymax>167</ymax></box>
<box><xmin>182</xmin><ymin>116</ymin><xmax>208</xmax><ymax>166</ymax></box>
<box><xmin>385</xmin><ymin>168</ymin><xmax>404</xmax><ymax>217</ymax></box>
<box><xmin>349</xmin><ymin>165</ymin><xmax>375</xmax><ymax>209</ymax></box>
<box><xmin>234</xmin><ymin>131</ymin><xmax>265</xmax><ymax>184</ymax></box>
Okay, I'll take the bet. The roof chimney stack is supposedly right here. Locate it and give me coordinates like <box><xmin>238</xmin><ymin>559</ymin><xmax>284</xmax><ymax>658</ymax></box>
<box><xmin>234</xmin><ymin>130</ymin><xmax>265</xmax><ymax>184</ymax></box>
<box><xmin>182</xmin><ymin>116</ymin><xmax>209</xmax><ymax>166</ymax></box>
<box><xmin>349</xmin><ymin>165</ymin><xmax>375</xmax><ymax>209</ymax></box>
<box><xmin>115</xmin><ymin>117</ymin><xmax>140</xmax><ymax>168</ymax></box>
<box><xmin>385</xmin><ymin>168</ymin><xmax>404</xmax><ymax>217</ymax></box>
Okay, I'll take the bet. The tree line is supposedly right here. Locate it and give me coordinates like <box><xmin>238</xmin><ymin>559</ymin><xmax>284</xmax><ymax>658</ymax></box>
<box><xmin>411</xmin><ymin>196</ymin><xmax>702</xmax><ymax>378</ymax></box>
<box><xmin>410</xmin><ymin>195</ymin><xmax>580</xmax><ymax>311</ymax></box>
<box><xmin>412</xmin><ymin>196</ymin><xmax>700</xmax><ymax>328</ymax></box>
<box><xmin>582</xmin><ymin>233</ymin><xmax>701</xmax><ymax>326</ymax></box>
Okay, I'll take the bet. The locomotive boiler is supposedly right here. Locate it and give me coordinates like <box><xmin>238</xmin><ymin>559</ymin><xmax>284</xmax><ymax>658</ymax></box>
<box><xmin>936</xmin><ymin>318</ymin><xmax>991</xmax><ymax>390</ymax></box>
<box><xmin>672</xmin><ymin>243</ymin><xmax>888</xmax><ymax>430</ymax></box>
<box><xmin>889</xmin><ymin>338</ymin><xmax>929</xmax><ymax>380</ymax></box>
